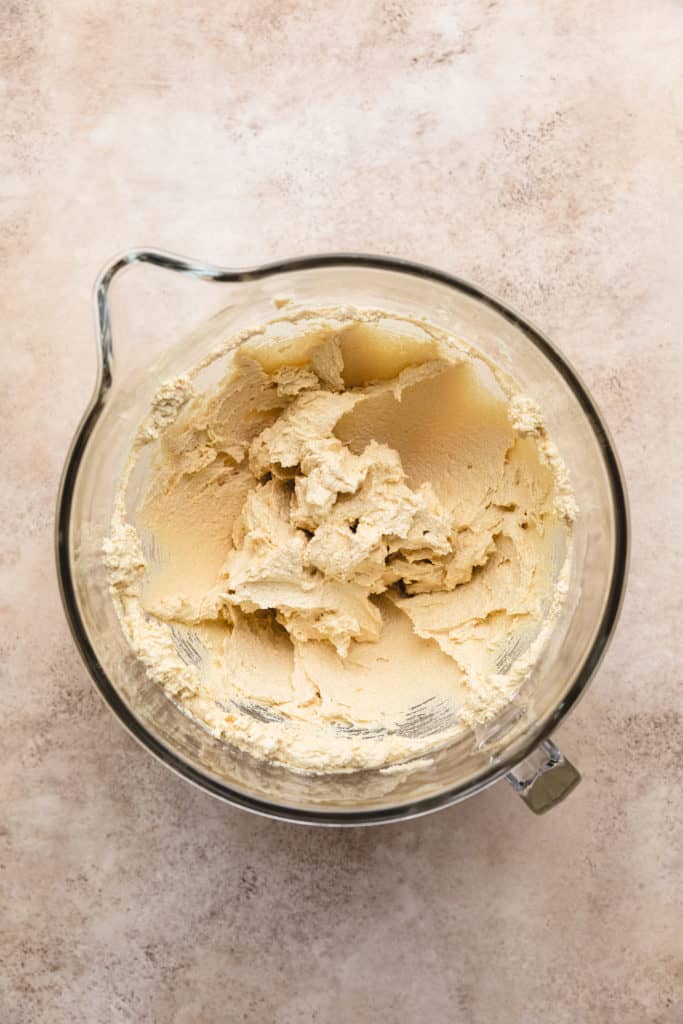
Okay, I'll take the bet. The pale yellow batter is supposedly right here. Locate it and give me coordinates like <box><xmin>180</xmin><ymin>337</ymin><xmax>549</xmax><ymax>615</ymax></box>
<box><xmin>104</xmin><ymin>307</ymin><xmax>576</xmax><ymax>773</ymax></box>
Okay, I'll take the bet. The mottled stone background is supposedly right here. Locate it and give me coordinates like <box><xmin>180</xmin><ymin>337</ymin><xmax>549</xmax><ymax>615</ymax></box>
<box><xmin>2</xmin><ymin>2</ymin><xmax>681</xmax><ymax>1022</ymax></box>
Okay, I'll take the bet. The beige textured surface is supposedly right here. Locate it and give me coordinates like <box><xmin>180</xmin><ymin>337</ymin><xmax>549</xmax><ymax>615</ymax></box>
<box><xmin>2</xmin><ymin>2</ymin><xmax>681</xmax><ymax>1021</ymax></box>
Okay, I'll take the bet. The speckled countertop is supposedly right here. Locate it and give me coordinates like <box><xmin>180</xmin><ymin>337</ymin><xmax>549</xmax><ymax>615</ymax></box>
<box><xmin>2</xmin><ymin>2</ymin><xmax>681</xmax><ymax>1021</ymax></box>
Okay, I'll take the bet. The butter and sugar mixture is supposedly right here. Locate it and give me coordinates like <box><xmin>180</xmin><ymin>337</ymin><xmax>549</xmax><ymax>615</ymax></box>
<box><xmin>105</xmin><ymin>308</ymin><xmax>575</xmax><ymax>772</ymax></box>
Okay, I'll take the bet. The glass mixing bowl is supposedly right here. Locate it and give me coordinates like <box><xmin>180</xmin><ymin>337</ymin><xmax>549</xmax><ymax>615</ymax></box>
<box><xmin>56</xmin><ymin>250</ymin><xmax>628</xmax><ymax>824</ymax></box>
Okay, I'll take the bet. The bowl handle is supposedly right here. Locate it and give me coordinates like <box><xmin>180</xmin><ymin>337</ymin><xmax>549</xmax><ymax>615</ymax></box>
<box><xmin>505</xmin><ymin>738</ymin><xmax>580</xmax><ymax>813</ymax></box>
<box><xmin>93</xmin><ymin>247</ymin><xmax>247</xmax><ymax>394</ymax></box>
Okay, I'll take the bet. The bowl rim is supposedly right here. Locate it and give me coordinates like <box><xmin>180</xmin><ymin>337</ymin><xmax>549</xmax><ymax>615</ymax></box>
<box><xmin>55</xmin><ymin>248</ymin><xmax>629</xmax><ymax>825</ymax></box>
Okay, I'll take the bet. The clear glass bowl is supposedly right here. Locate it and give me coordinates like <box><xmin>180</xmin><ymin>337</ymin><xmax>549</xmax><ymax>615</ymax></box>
<box><xmin>56</xmin><ymin>250</ymin><xmax>628</xmax><ymax>824</ymax></box>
